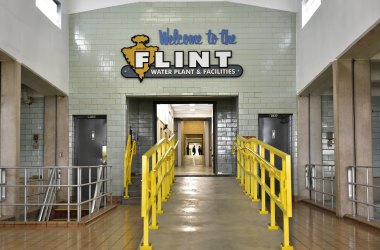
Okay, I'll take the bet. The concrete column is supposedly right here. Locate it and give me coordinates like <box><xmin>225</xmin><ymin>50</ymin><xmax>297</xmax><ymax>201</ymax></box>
<box><xmin>56</xmin><ymin>96</ymin><xmax>69</xmax><ymax>167</ymax></box>
<box><xmin>57</xmin><ymin>96</ymin><xmax>69</xmax><ymax>201</ymax></box>
<box><xmin>353</xmin><ymin>60</ymin><xmax>373</xmax><ymax>218</ymax></box>
<box><xmin>333</xmin><ymin>59</ymin><xmax>355</xmax><ymax>217</ymax></box>
<box><xmin>310</xmin><ymin>95</ymin><xmax>323</xmax><ymax>202</ymax></box>
<box><xmin>44</xmin><ymin>97</ymin><xmax>57</xmax><ymax>166</ymax></box>
<box><xmin>297</xmin><ymin>96</ymin><xmax>310</xmax><ymax>200</ymax></box>
<box><xmin>0</xmin><ymin>61</ymin><xmax>21</xmax><ymax>216</ymax></box>
<box><xmin>44</xmin><ymin>96</ymin><xmax>69</xmax><ymax>201</ymax></box>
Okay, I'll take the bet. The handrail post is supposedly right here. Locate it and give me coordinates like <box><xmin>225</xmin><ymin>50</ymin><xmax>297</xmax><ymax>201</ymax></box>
<box><xmin>141</xmin><ymin>155</ymin><xmax>152</xmax><ymax>250</ymax></box>
<box><xmin>244</xmin><ymin>143</ymin><xmax>250</xmax><ymax>195</ymax></box>
<box><xmin>149</xmin><ymin>169</ymin><xmax>159</xmax><ymax>230</ymax></box>
<box><xmin>259</xmin><ymin>145</ymin><xmax>268</xmax><ymax>215</ymax></box>
<box><xmin>236</xmin><ymin>139</ymin><xmax>241</xmax><ymax>180</ymax></box>
<box><xmin>157</xmin><ymin>147</ymin><xmax>164</xmax><ymax>214</ymax></box>
<box><xmin>268</xmin><ymin>152</ymin><xmax>279</xmax><ymax>230</ymax></box>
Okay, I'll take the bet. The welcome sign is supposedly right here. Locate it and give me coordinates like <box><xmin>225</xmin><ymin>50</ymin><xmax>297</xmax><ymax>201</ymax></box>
<box><xmin>120</xmin><ymin>29</ymin><xmax>243</xmax><ymax>82</ymax></box>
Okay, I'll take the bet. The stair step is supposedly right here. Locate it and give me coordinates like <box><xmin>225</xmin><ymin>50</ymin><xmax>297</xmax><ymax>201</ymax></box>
<box><xmin>121</xmin><ymin>197</ymin><xmax>141</xmax><ymax>205</ymax></box>
<box><xmin>55</xmin><ymin>206</ymin><xmax>90</xmax><ymax>211</ymax></box>
<box><xmin>130</xmin><ymin>176</ymin><xmax>142</xmax><ymax>184</ymax></box>
<box><xmin>51</xmin><ymin>218</ymin><xmax>77</xmax><ymax>222</ymax></box>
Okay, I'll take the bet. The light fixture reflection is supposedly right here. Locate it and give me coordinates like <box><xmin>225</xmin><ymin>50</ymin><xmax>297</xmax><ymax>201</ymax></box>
<box><xmin>181</xmin><ymin>226</ymin><xmax>197</xmax><ymax>232</ymax></box>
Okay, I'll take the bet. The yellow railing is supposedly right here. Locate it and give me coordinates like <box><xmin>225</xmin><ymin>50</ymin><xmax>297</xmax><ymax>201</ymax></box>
<box><xmin>233</xmin><ymin>135</ymin><xmax>293</xmax><ymax>250</ymax></box>
<box><xmin>124</xmin><ymin>134</ymin><xmax>137</xmax><ymax>198</ymax></box>
<box><xmin>140</xmin><ymin>135</ymin><xmax>178</xmax><ymax>250</ymax></box>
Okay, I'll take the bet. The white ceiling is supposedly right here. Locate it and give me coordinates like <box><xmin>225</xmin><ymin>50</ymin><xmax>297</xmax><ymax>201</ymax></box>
<box><xmin>171</xmin><ymin>104</ymin><xmax>213</xmax><ymax>118</ymax></box>
<box><xmin>65</xmin><ymin>0</ymin><xmax>297</xmax><ymax>14</ymax></box>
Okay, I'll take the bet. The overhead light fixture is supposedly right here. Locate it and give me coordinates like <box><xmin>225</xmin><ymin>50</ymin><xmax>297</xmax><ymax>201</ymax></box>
<box><xmin>190</xmin><ymin>108</ymin><xmax>195</xmax><ymax>111</ymax></box>
<box><xmin>189</xmin><ymin>104</ymin><xmax>195</xmax><ymax>107</ymax></box>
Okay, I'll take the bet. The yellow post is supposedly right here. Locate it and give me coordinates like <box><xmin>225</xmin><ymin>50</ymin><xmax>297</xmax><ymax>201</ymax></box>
<box><xmin>252</xmin><ymin>142</ymin><xmax>259</xmax><ymax>202</ymax></box>
<box><xmin>244</xmin><ymin>146</ymin><xmax>250</xmax><ymax>195</ymax></box>
<box><xmin>259</xmin><ymin>145</ymin><xmax>268</xmax><ymax>215</ymax></box>
<box><xmin>140</xmin><ymin>216</ymin><xmax>152</xmax><ymax>250</ymax></box>
<box><xmin>281</xmin><ymin>215</ymin><xmax>293</xmax><ymax>250</ymax></box>
<box><xmin>149</xmin><ymin>170</ymin><xmax>159</xmax><ymax>230</ymax></box>
<box><xmin>236</xmin><ymin>139</ymin><xmax>241</xmax><ymax>181</ymax></box>
<box><xmin>268</xmin><ymin>152</ymin><xmax>278</xmax><ymax>230</ymax></box>
<box><xmin>282</xmin><ymin>155</ymin><xmax>293</xmax><ymax>250</ymax></box>
<box><xmin>124</xmin><ymin>135</ymin><xmax>132</xmax><ymax>198</ymax></box>
<box><xmin>140</xmin><ymin>155</ymin><xmax>152</xmax><ymax>250</ymax></box>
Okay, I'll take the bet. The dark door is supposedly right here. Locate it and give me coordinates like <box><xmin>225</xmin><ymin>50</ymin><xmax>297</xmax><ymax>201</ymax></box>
<box><xmin>259</xmin><ymin>114</ymin><xmax>291</xmax><ymax>153</ymax></box>
<box><xmin>73</xmin><ymin>115</ymin><xmax>107</xmax><ymax>201</ymax></box>
<box><xmin>258</xmin><ymin>114</ymin><xmax>292</xmax><ymax>214</ymax></box>
<box><xmin>258</xmin><ymin>114</ymin><xmax>292</xmax><ymax>169</ymax></box>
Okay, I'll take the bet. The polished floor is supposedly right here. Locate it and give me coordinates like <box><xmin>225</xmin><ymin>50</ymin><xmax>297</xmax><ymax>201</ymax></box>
<box><xmin>0</xmin><ymin>205</ymin><xmax>142</xmax><ymax>250</ymax></box>
<box><xmin>175</xmin><ymin>155</ymin><xmax>214</xmax><ymax>176</ymax></box>
<box><xmin>149</xmin><ymin>177</ymin><xmax>283</xmax><ymax>250</ymax></box>
<box><xmin>1</xmin><ymin>178</ymin><xmax>380</xmax><ymax>249</ymax></box>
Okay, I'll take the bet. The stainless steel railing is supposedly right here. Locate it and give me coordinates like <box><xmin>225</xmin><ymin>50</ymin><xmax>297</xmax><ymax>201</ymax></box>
<box><xmin>305</xmin><ymin>164</ymin><xmax>336</xmax><ymax>209</ymax></box>
<box><xmin>0</xmin><ymin>165</ymin><xmax>112</xmax><ymax>222</ymax></box>
<box><xmin>348</xmin><ymin>166</ymin><xmax>380</xmax><ymax>222</ymax></box>
<box><xmin>0</xmin><ymin>168</ymin><xmax>5</xmax><ymax>202</ymax></box>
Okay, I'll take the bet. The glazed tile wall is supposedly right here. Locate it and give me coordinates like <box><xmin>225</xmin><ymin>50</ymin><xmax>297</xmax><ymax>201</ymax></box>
<box><xmin>216</xmin><ymin>98</ymin><xmax>238</xmax><ymax>174</ymax></box>
<box><xmin>321</xmin><ymin>95</ymin><xmax>334</xmax><ymax>166</ymax></box>
<box><xmin>20</xmin><ymin>97</ymin><xmax>44</xmax><ymax>169</ymax></box>
<box><xmin>372</xmin><ymin>97</ymin><xmax>380</xmax><ymax>177</ymax></box>
<box><xmin>69</xmin><ymin>2</ymin><xmax>297</xmax><ymax>195</ymax></box>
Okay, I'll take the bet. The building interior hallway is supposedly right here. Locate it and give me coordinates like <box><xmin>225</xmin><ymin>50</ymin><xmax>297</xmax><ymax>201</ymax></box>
<box><xmin>175</xmin><ymin>155</ymin><xmax>214</xmax><ymax>176</ymax></box>
<box><xmin>148</xmin><ymin>177</ymin><xmax>283</xmax><ymax>250</ymax></box>
<box><xmin>0</xmin><ymin>188</ymin><xmax>380</xmax><ymax>249</ymax></box>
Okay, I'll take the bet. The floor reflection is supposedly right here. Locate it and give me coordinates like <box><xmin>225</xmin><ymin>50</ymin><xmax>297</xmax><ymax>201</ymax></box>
<box><xmin>175</xmin><ymin>155</ymin><xmax>214</xmax><ymax>176</ymax></box>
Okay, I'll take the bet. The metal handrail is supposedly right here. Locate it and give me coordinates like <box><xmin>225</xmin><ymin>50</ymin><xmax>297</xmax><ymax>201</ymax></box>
<box><xmin>140</xmin><ymin>135</ymin><xmax>178</xmax><ymax>250</ymax></box>
<box><xmin>305</xmin><ymin>164</ymin><xmax>335</xmax><ymax>209</ymax></box>
<box><xmin>347</xmin><ymin>165</ymin><xmax>380</xmax><ymax>222</ymax></box>
<box><xmin>38</xmin><ymin>168</ymin><xmax>58</xmax><ymax>221</ymax></box>
<box><xmin>233</xmin><ymin>135</ymin><xmax>293</xmax><ymax>250</ymax></box>
<box><xmin>0</xmin><ymin>165</ymin><xmax>112</xmax><ymax>222</ymax></box>
<box><xmin>124</xmin><ymin>134</ymin><xmax>137</xmax><ymax>198</ymax></box>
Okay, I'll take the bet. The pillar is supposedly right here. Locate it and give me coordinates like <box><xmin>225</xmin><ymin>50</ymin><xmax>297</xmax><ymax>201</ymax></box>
<box><xmin>310</xmin><ymin>95</ymin><xmax>323</xmax><ymax>201</ymax></box>
<box><xmin>44</xmin><ymin>97</ymin><xmax>56</xmax><ymax>166</ymax></box>
<box><xmin>333</xmin><ymin>59</ymin><xmax>355</xmax><ymax>217</ymax></box>
<box><xmin>297</xmin><ymin>96</ymin><xmax>310</xmax><ymax>200</ymax></box>
<box><xmin>0</xmin><ymin>61</ymin><xmax>21</xmax><ymax>216</ymax></box>
<box><xmin>353</xmin><ymin>60</ymin><xmax>373</xmax><ymax>218</ymax></box>
<box><xmin>44</xmin><ymin>96</ymin><xmax>69</xmax><ymax>201</ymax></box>
<box><xmin>297</xmin><ymin>95</ymin><xmax>322</xmax><ymax>201</ymax></box>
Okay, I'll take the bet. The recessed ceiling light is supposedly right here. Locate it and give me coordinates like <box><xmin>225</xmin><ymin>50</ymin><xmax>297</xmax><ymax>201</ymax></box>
<box><xmin>189</xmin><ymin>104</ymin><xmax>195</xmax><ymax>106</ymax></box>
<box><xmin>190</xmin><ymin>108</ymin><xmax>195</xmax><ymax>111</ymax></box>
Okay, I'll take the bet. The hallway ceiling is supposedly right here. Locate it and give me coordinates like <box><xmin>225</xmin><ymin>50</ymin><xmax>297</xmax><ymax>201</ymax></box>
<box><xmin>65</xmin><ymin>0</ymin><xmax>297</xmax><ymax>14</ymax></box>
<box><xmin>171</xmin><ymin>104</ymin><xmax>213</xmax><ymax>118</ymax></box>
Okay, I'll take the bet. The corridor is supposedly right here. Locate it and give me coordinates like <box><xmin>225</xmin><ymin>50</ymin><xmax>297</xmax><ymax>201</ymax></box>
<box><xmin>148</xmin><ymin>177</ymin><xmax>283</xmax><ymax>250</ymax></box>
<box><xmin>175</xmin><ymin>156</ymin><xmax>214</xmax><ymax>176</ymax></box>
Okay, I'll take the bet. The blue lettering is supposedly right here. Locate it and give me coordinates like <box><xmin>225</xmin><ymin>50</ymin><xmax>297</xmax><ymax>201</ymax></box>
<box><xmin>159</xmin><ymin>28</ymin><xmax>202</xmax><ymax>45</ymax></box>
<box><xmin>219</xmin><ymin>29</ymin><xmax>236</xmax><ymax>45</ymax></box>
<box><xmin>159</xmin><ymin>28</ymin><xmax>170</xmax><ymax>45</ymax></box>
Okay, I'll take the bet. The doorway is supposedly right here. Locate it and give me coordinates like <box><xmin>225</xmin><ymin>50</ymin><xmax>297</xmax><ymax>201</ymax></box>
<box><xmin>155</xmin><ymin>103</ymin><xmax>214</xmax><ymax>176</ymax></box>
<box><xmin>73</xmin><ymin>115</ymin><xmax>107</xmax><ymax>201</ymax></box>
<box><xmin>127</xmin><ymin>97</ymin><xmax>238</xmax><ymax>176</ymax></box>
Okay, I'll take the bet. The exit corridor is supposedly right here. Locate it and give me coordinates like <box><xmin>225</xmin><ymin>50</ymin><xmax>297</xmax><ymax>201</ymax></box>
<box><xmin>148</xmin><ymin>177</ymin><xmax>283</xmax><ymax>250</ymax></box>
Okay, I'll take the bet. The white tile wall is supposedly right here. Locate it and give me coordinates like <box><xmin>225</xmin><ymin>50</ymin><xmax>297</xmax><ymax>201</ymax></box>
<box><xmin>69</xmin><ymin>2</ymin><xmax>297</xmax><ymax>195</ymax></box>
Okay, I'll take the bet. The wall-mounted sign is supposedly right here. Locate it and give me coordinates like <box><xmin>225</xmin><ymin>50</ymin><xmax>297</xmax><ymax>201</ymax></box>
<box><xmin>121</xmin><ymin>34</ymin><xmax>243</xmax><ymax>82</ymax></box>
<box><xmin>159</xmin><ymin>28</ymin><xmax>236</xmax><ymax>45</ymax></box>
